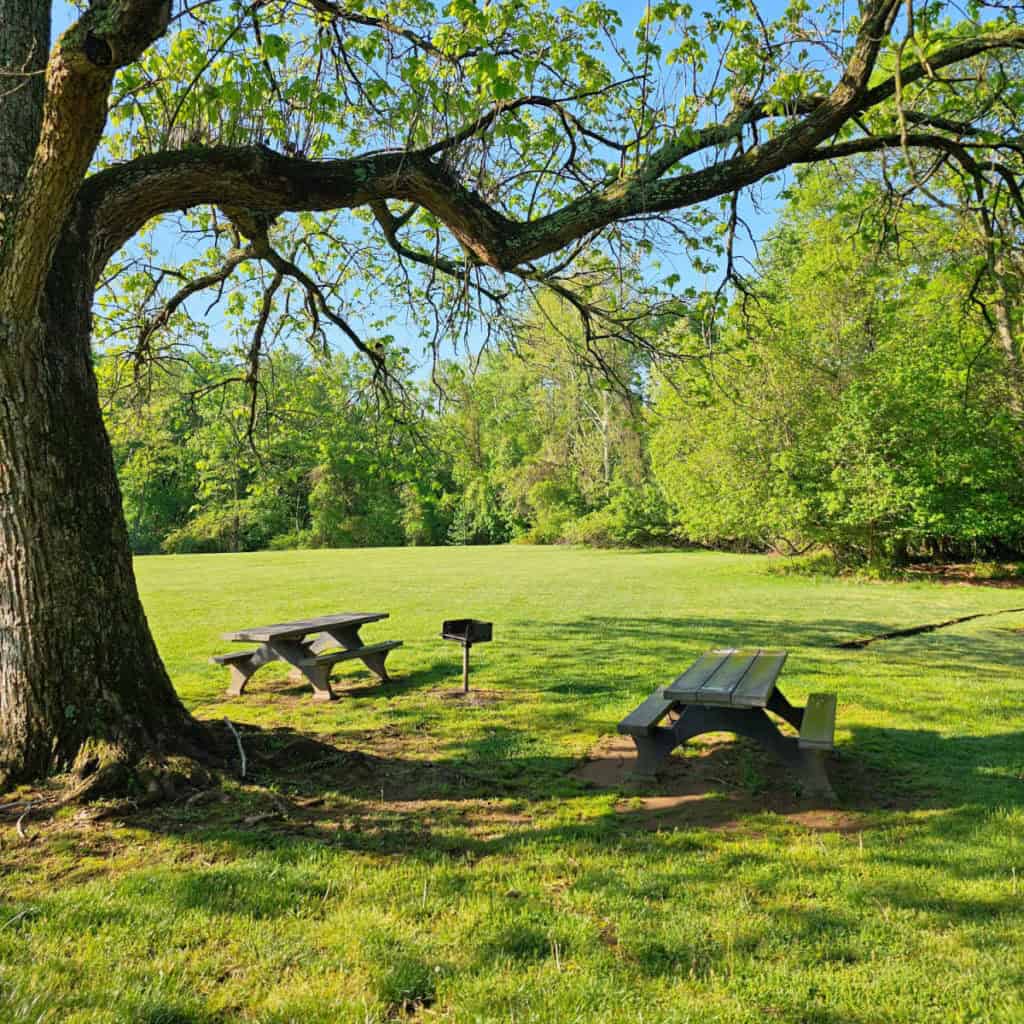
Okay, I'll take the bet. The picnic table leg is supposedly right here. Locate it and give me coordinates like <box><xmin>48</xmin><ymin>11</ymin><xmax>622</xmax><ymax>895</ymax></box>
<box><xmin>659</xmin><ymin>706</ymin><xmax>836</xmax><ymax>803</ymax></box>
<box><xmin>766</xmin><ymin>688</ymin><xmax>804</xmax><ymax>730</ymax></box>
<box><xmin>794</xmin><ymin>748</ymin><xmax>835</xmax><ymax>802</ymax></box>
<box><xmin>268</xmin><ymin>638</ymin><xmax>336</xmax><ymax>701</ymax></box>
<box><xmin>322</xmin><ymin>626</ymin><xmax>392</xmax><ymax>682</ymax></box>
<box><xmin>629</xmin><ymin>728</ymin><xmax>682</xmax><ymax>778</ymax></box>
<box><xmin>225</xmin><ymin>645</ymin><xmax>275</xmax><ymax>697</ymax></box>
<box><xmin>358</xmin><ymin>649</ymin><xmax>392</xmax><ymax>682</ymax></box>
<box><xmin>731</xmin><ymin>709</ymin><xmax>835</xmax><ymax>801</ymax></box>
<box><xmin>627</xmin><ymin>705</ymin><xmax>717</xmax><ymax>778</ymax></box>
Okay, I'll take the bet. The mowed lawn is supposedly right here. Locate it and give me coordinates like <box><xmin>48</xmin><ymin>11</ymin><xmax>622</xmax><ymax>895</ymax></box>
<box><xmin>2</xmin><ymin>546</ymin><xmax>1023</xmax><ymax>1023</ymax></box>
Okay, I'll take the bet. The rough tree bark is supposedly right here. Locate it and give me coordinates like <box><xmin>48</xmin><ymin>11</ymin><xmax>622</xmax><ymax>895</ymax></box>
<box><xmin>0</xmin><ymin>4</ymin><xmax>48</xmax><ymax>205</ymax></box>
<box><xmin>0</xmin><ymin>0</ymin><xmax>207</xmax><ymax>791</ymax></box>
<box><xmin>0</xmin><ymin>222</ymin><xmax>205</xmax><ymax>789</ymax></box>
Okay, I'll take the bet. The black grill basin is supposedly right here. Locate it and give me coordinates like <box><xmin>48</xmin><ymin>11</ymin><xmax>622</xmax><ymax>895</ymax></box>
<box><xmin>441</xmin><ymin>619</ymin><xmax>493</xmax><ymax>646</ymax></box>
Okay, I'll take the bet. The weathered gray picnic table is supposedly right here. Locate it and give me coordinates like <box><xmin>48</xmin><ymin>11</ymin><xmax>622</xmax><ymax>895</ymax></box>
<box><xmin>618</xmin><ymin>648</ymin><xmax>837</xmax><ymax>800</ymax></box>
<box><xmin>211</xmin><ymin>612</ymin><xmax>402</xmax><ymax>701</ymax></box>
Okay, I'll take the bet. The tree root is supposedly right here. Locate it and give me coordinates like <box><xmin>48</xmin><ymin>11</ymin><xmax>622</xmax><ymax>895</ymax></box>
<box><xmin>60</xmin><ymin>735</ymin><xmax>221</xmax><ymax>807</ymax></box>
<box><xmin>65</xmin><ymin>753</ymin><xmax>214</xmax><ymax>806</ymax></box>
<box><xmin>4</xmin><ymin>720</ymin><xmax>353</xmax><ymax>810</ymax></box>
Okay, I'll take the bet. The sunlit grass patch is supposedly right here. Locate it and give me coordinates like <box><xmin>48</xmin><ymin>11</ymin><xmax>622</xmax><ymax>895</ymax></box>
<box><xmin>2</xmin><ymin>547</ymin><xmax>1023</xmax><ymax>1022</ymax></box>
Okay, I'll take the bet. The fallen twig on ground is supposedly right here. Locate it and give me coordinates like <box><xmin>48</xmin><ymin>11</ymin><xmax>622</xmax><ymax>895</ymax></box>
<box><xmin>224</xmin><ymin>718</ymin><xmax>247</xmax><ymax>778</ymax></box>
<box><xmin>15</xmin><ymin>804</ymin><xmax>33</xmax><ymax>842</ymax></box>
<box><xmin>837</xmin><ymin>607</ymin><xmax>1024</xmax><ymax>648</ymax></box>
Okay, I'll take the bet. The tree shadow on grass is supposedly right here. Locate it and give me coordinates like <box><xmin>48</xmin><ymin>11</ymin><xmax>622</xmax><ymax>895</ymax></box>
<box><xmin>195</xmin><ymin>658</ymin><xmax>462</xmax><ymax>708</ymax></box>
<box><xmin>116</xmin><ymin>719</ymin><xmax>1022</xmax><ymax>856</ymax></box>
<box><xmin>517</xmin><ymin>613</ymin><xmax>899</xmax><ymax>653</ymax></box>
<box><xmin>3</xmin><ymin>718</ymin><xmax>1022</xmax><ymax>1015</ymax></box>
<box><xmin>501</xmin><ymin>615</ymin><xmax>1024</xmax><ymax>707</ymax></box>
<box><xmin>65</xmin><ymin>718</ymin><xmax>1013</xmax><ymax>958</ymax></box>
<box><xmin>523</xmin><ymin>611</ymin><xmax>1024</xmax><ymax>655</ymax></box>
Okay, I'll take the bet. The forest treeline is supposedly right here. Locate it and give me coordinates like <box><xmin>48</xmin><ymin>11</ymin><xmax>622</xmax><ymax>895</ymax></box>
<box><xmin>101</xmin><ymin>167</ymin><xmax>1024</xmax><ymax>568</ymax></box>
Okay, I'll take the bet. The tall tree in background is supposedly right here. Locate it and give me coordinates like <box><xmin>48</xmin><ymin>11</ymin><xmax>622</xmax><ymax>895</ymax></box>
<box><xmin>1</xmin><ymin>0</ymin><xmax>1023</xmax><ymax>789</ymax></box>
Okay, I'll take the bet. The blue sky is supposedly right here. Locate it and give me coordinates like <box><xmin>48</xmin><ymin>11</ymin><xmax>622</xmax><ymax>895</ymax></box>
<box><xmin>51</xmin><ymin>0</ymin><xmax>788</xmax><ymax>364</ymax></box>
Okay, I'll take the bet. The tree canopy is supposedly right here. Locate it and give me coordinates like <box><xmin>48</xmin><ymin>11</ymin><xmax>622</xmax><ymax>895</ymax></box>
<box><xmin>47</xmin><ymin>0</ymin><xmax>1024</xmax><ymax>396</ymax></box>
<box><xmin>650</xmin><ymin>159</ymin><xmax>1024</xmax><ymax>564</ymax></box>
<box><xmin>98</xmin><ymin>156</ymin><xmax>1024</xmax><ymax>565</ymax></box>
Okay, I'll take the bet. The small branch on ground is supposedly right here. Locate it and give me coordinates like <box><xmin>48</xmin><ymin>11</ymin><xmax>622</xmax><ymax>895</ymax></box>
<box><xmin>837</xmin><ymin>607</ymin><xmax>1024</xmax><ymax>648</ymax></box>
<box><xmin>15</xmin><ymin>804</ymin><xmax>33</xmax><ymax>842</ymax></box>
<box><xmin>224</xmin><ymin>718</ymin><xmax>247</xmax><ymax>778</ymax></box>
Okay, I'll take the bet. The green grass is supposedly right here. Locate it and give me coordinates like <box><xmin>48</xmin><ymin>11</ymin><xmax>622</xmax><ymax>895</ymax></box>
<box><xmin>2</xmin><ymin>546</ymin><xmax>1023</xmax><ymax>1023</ymax></box>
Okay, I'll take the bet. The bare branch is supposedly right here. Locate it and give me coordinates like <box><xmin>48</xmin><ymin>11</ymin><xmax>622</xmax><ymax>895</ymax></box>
<box><xmin>135</xmin><ymin>243</ymin><xmax>254</xmax><ymax>367</ymax></box>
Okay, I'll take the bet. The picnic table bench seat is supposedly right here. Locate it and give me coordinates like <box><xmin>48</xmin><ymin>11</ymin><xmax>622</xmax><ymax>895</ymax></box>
<box><xmin>618</xmin><ymin>648</ymin><xmax>838</xmax><ymax>801</ymax></box>
<box><xmin>211</xmin><ymin>649</ymin><xmax>259</xmax><ymax>665</ymax></box>
<box><xmin>297</xmin><ymin>640</ymin><xmax>403</xmax><ymax>668</ymax></box>
<box><xmin>617</xmin><ymin>687</ymin><xmax>676</xmax><ymax>738</ymax></box>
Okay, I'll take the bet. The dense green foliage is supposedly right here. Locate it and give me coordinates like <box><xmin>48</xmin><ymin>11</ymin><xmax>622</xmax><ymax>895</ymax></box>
<box><xmin>101</xmin><ymin>165</ymin><xmax>1022</xmax><ymax>566</ymax></box>
<box><xmin>649</xmin><ymin>165</ymin><xmax>1024</xmax><ymax>565</ymax></box>
<box><xmin>101</xmin><ymin>301</ymin><xmax>673</xmax><ymax>553</ymax></box>
<box><xmin>104</xmin><ymin>351</ymin><xmax>443</xmax><ymax>553</ymax></box>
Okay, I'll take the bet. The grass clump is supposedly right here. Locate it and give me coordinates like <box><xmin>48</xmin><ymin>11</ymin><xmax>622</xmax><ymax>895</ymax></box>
<box><xmin>367</xmin><ymin>940</ymin><xmax>440</xmax><ymax>1014</ymax></box>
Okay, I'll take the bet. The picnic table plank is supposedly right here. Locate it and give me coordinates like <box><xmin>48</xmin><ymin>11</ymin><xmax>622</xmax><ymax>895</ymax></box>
<box><xmin>692</xmin><ymin>649</ymin><xmax>759</xmax><ymax>704</ymax></box>
<box><xmin>617</xmin><ymin>686</ymin><xmax>676</xmax><ymax>737</ymax></box>
<box><xmin>798</xmin><ymin>692</ymin><xmax>837</xmax><ymax>749</ymax></box>
<box><xmin>663</xmin><ymin>649</ymin><xmax>734</xmax><ymax>701</ymax></box>
<box><xmin>210</xmin><ymin>649</ymin><xmax>258</xmax><ymax>665</ymax></box>
<box><xmin>730</xmin><ymin>650</ymin><xmax>787</xmax><ymax>707</ymax></box>
<box><xmin>224</xmin><ymin>612</ymin><xmax>387</xmax><ymax>642</ymax></box>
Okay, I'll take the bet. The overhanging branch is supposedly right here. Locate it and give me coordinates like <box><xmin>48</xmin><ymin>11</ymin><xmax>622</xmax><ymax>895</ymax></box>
<box><xmin>72</xmin><ymin>4</ymin><xmax>1024</xmax><ymax>297</ymax></box>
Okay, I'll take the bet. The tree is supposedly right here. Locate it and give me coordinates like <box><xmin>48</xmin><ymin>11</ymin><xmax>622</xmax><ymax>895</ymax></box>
<box><xmin>1</xmin><ymin>0</ymin><xmax>1023</xmax><ymax>790</ymax></box>
<box><xmin>436</xmin><ymin>294</ymin><xmax>654</xmax><ymax>545</ymax></box>
<box><xmin>650</xmin><ymin>161</ymin><xmax>1024</xmax><ymax>562</ymax></box>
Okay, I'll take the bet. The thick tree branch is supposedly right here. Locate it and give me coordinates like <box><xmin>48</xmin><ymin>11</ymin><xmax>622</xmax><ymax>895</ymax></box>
<box><xmin>0</xmin><ymin>0</ymin><xmax>172</xmax><ymax>320</ymax></box>
<box><xmin>79</xmin><ymin>147</ymin><xmax>515</xmax><ymax>277</ymax></box>
<box><xmin>639</xmin><ymin>24</ymin><xmax>1024</xmax><ymax>183</ymax></box>
<box><xmin>70</xmin><ymin>3</ymin><xmax>1024</xmax><ymax>295</ymax></box>
<box><xmin>859</xmin><ymin>26</ymin><xmax>1024</xmax><ymax>113</ymax></box>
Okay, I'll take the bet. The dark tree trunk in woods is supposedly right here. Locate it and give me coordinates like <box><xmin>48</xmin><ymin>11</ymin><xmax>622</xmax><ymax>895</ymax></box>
<box><xmin>0</xmin><ymin>227</ymin><xmax>206</xmax><ymax>789</ymax></box>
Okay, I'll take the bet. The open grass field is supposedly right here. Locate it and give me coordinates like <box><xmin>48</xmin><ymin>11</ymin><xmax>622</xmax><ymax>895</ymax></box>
<box><xmin>2</xmin><ymin>546</ymin><xmax>1023</xmax><ymax>1023</ymax></box>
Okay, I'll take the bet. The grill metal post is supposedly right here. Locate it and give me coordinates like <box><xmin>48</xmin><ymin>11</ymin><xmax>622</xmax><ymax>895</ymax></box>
<box><xmin>441</xmin><ymin>619</ymin><xmax>493</xmax><ymax>694</ymax></box>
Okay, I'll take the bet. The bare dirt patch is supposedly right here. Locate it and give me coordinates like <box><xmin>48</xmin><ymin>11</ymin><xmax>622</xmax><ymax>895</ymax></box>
<box><xmin>573</xmin><ymin>733</ymin><xmax>914</xmax><ymax>834</ymax></box>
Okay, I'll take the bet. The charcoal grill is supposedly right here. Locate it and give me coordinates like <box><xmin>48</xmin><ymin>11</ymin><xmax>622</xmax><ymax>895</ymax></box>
<box><xmin>441</xmin><ymin>619</ymin><xmax>493</xmax><ymax>692</ymax></box>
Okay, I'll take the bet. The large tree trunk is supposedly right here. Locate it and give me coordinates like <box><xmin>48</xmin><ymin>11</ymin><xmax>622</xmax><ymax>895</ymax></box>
<box><xmin>0</xmin><ymin>4</ymin><xmax>48</xmax><ymax>204</ymax></box>
<box><xmin>0</xmin><ymin>226</ymin><xmax>207</xmax><ymax>789</ymax></box>
<box><xmin>0</xmin><ymin>0</ymin><xmax>208</xmax><ymax>791</ymax></box>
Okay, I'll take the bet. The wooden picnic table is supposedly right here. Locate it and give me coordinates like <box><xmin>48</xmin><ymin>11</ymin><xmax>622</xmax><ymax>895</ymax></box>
<box><xmin>618</xmin><ymin>648</ymin><xmax>837</xmax><ymax>800</ymax></box>
<box><xmin>211</xmin><ymin>612</ymin><xmax>402</xmax><ymax>701</ymax></box>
